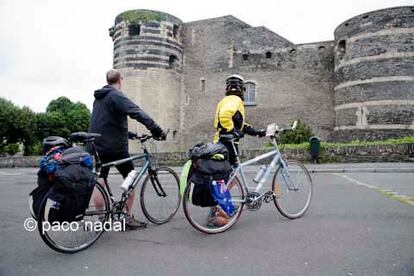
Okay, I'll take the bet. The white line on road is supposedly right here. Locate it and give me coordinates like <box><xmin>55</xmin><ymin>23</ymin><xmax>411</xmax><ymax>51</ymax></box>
<box><xmin>0</xmin><ymin>171</ymin><xmax>22</xmax><ymax>176</ymax></box>
<box><xmin>334</xmin><ymin>173</ymin><xmax>414</xmax><ymax>207</ymax></box>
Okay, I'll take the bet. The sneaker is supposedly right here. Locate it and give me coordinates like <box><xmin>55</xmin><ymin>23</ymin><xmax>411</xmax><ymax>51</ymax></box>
<box><xmin>206</xmin><ymin>209</ymin><xmax>228</xmax><ymax>227</ymax></box>
<box><xmin>125</xmin><ymin>215</ymin><xmax>147</xmax><ymax>230</ymax></box>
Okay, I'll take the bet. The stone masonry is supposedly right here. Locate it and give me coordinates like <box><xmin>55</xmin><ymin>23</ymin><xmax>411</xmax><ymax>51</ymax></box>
<box><xmin>109</xmin><ymin>7</ymin><xmax>414</xmax><ymax>152</ymax></box>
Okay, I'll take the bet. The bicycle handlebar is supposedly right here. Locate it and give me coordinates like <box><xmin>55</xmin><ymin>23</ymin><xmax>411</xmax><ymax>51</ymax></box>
<box><xmin>128</xmin><ymin>129</ymin><xmax>170</xmax><ymax>143</ymax></box>
<box><xmin>219</xmin><ymin>121</ymin><xmax>298</xmax><ymax>140</ymax></box>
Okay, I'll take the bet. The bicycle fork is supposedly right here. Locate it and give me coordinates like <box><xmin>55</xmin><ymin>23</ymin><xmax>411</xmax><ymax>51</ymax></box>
<box><xmin>149</xmin><ymin>169</ymin><xmax>167</xmax><ymax>197</ymax></box>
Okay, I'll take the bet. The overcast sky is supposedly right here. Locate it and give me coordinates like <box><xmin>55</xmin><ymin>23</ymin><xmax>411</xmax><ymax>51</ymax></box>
<box><xmin>0</xmin><ymin>0</ymin><xmax>412</xmax><ymax>112</ymax></box>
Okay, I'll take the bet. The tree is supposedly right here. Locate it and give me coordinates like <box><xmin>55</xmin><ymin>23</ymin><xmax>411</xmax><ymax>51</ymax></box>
<box><xmin>0</xmin><ymin>96</ymin><xmax>91</xmax><ymax>156</ymax></box>
<box><xmin>38</xmin><ymin>96</ymin><xmax>91</xmax><ymax>139</ymax></box>
<box><xmin>0</xmin><ymin>97</ymin><xmax>37</xmax><ymax>155</ymax></box>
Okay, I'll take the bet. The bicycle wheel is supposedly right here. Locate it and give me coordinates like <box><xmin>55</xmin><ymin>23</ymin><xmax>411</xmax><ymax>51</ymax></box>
<box><xmin>183</xmin><ymin>175</ymin><xmax>244</xmax><ymax>234</ymax></box>
<box><xmin>272</xmin><ymin>160</ymin><xmax>312</xmax><ymax>219</ymax></box>
<box><xmin>140</xmin><ymin>167</ymin><xmax>181</xmax><ymax>224</ymax></box>
<box><xmin>38</xmin><ymin>182</ymin><xmax>110</xmax><ymax>253</ymax></box>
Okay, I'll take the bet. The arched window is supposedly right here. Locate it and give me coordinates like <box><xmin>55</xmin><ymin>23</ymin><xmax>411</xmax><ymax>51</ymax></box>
<box><xmin>244</xmin><ymin>81</ymin><xmax>256</xmax><ymax>105</ymax></box>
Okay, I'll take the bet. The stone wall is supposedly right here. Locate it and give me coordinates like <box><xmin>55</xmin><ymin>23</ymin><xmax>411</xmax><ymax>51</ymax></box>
<box><xmin>333</xmin><ymin>6</ymin><xmax>414</xmax><ymax>140</ymax></box>
<box><xmin>2</xmin><ymin>143</ymin><xmax>413</xmax><ymax>167</ymax></box>
<box><xmin>181</xmin><ymin>17</ymin><xmax>336</xmax><ymax>151</ymax></box>
<box><xmin>110</xmin><ymin>7</ymin><xmax>414</xmax><ymax>152</ymax></box>
<box><xmin>110</xmin><ymin>10</ymin><xmax>184</xmax><ymax>152</ymax></box>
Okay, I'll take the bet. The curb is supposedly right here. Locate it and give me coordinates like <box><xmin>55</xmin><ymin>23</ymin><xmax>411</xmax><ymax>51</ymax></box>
<box><xmin>306</xmin><ymin>168</ymin><xmax>414</xmax><ymax>173</ymax></box>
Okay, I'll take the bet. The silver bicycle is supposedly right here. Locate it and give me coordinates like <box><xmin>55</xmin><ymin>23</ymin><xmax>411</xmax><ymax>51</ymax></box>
<box><xmin>183</xmin><ymin>121</ymin><xmax>313</xmax><ymax>234</ymax></box>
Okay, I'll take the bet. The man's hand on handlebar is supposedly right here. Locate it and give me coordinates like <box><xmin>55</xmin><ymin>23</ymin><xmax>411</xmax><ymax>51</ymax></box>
<box><xmin>150</xmin><ymin>127</ymin><xmax>167</xmax><ymax>141</ymax></box>
<box><xmin>128</xmin><ymin>131</ymin><xmax>139</xmax><ymax>140</ymax></box>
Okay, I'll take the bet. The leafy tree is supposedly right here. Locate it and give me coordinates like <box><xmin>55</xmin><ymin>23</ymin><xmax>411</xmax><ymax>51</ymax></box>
<box><xmin>39</xmin><ymin>97</ymin><xmax>91</xmax><ymax>139</ymax></box>
<box><xmin>46</xmin><ymin>96</ymin><xmax>74</xmax><ymax>114</ymax></box>
<box><xmin>0</xmin><ymin>98</ymin><xmax>37</xmax><ymax>155</ymax></box>
<box><xmin>0</xmin><ymin>96</ymin><xmax>91</xmax><ymax>156</ymax></box>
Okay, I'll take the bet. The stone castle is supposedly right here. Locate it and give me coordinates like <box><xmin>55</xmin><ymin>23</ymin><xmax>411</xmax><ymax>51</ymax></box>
<box><xmin>109</xmin><ymin>6</ymin><xmax>414</xmax><ymax>152</ymax></box>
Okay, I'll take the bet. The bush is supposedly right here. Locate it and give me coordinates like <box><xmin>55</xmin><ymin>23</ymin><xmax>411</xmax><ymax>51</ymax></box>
<box><xmin>278</xmin><ymin>121</ymin><xmax>313</xmax><ymax>144</ymax></box>
<box><xmin>5</xmin><ymin>143</ymin><xmax>20</xmax><ymax>155</ymax></box>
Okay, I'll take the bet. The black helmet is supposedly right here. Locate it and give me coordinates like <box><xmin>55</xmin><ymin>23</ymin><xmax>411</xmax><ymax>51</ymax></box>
<box><xmin>225</xmin><ymin>74</ymin><xmax>245</xmax><ymax>97</ymax></box>
<box><xmin>42</xmin><ymin>136</ymin><xmax>71</xmax><ymax>154</ymax></box>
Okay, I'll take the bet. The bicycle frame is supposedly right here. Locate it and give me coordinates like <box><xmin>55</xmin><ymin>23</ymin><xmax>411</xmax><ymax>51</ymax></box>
<box><xmin>88</xmin><ymin>137</ymin><xmax>162</xmax><ymax>205</ymax></box>
<box><xmin>227</xmin><ymin>136</ymin><xmax>298</xmax><ymax>202</ymax></box>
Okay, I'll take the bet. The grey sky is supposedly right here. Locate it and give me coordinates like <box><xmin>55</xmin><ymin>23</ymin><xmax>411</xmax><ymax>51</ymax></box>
<box><xmin>0</xmin><ymin>0</ymin><xmax>412</xmax><ymax>112</ymax></box>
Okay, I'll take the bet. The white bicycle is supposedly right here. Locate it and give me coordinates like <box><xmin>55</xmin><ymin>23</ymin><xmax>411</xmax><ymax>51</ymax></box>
<box><xmin>183</xmin><ymin>121</ymin><xmax>313</xmax><ymax>234</ymax></box>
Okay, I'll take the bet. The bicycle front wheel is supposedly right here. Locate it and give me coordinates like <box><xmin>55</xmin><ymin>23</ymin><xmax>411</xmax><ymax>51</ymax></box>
<box><xmin>140</xmin><ymin>167</ymin><xmax>181</xmax><ymax>224</ymax></box>
<box><xmin>183</xmin><ymin>176</ymin><xmax>244</xmax><ymax>234</ymax></box>
<box><xmin>272</xmin><ymin>160</ymin><xmax>312</xmax><ymax>219</ymax></box>
<box><xmin>38</xmin><ymin>182</ymin><xmax>110</xmax><ymax>253</ymax></box>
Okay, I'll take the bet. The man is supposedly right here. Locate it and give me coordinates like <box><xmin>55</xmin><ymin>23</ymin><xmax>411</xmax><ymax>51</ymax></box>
<box><xmin>208</xmin><ymin>74</ymin><xmax>266</xmax><ymax>226</ymax></box>
<box><xmin>90</xmin><ymin>69</ymin><xmax>166</xmax><ymax>230</ymax></box>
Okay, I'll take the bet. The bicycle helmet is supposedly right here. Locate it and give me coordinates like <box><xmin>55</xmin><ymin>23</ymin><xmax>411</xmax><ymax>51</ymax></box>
<box><xmin>225</xmin><ymin>74</ymin><xmax>245</xmax><ymax>98</ymax></box>
<box><xmin>42</xmin><ymin>136</ymin><xmax>71</xmax><ymax>154</ymax></box>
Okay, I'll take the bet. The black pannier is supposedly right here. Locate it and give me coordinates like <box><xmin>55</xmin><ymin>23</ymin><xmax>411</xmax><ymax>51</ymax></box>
<box><xmin>188</xmin><ymin>142</ymin><xmax>232</xmax><ymax>207</ymax></box>
<box><xmin>29</xmin><ymin>171</ymin><xmax>54</xmax><ymax>220</ymax></box>
<box><xmin>48</xmin><ymin>147</ymin><xmax>95</xmax><ymax>222</ymax></box>
<box><xmin>30</xmin><ymin>145</ymin><xmax>95</xmax><ymax>222</ymax></box>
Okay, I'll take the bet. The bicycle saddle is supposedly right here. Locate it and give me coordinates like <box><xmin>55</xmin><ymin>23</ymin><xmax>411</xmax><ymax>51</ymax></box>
<box><xmin>70</xmin><ymin>132</ymin><xmax>101</xmax><ymax>142</ymax></box>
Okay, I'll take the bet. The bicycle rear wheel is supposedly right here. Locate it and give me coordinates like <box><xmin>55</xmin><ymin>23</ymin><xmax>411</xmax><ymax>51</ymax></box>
<box><xmin>183</xmin><ymin>176</ymin><xmax>244</xmax><ymax>234</ymax></box>
<box><xmin>140</xmin><ymin>167</ymin><xmax>181</xmax><ymax>224</ymax></box>
<box><xmin>38</xmin><ymin>182</ymin><xmax>110</xmax><ymax>253</ymax></box>
<box><xmin>272</xmin><ymin>160</ymin><xmax>312</xmax><ymax>219</ymax></box>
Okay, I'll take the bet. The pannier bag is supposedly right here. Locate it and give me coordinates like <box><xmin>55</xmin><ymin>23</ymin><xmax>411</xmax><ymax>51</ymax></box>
<box><xmin>29</xmin><ymin>138</ymin><xmax>70</xmax><ymax>220</ymax></box>
<box><xmin>48</xmin><ymin>147</ymin><xmax>95</xmax><ymax>222</ymax></box>
<box><xmin>190</xmin><ymin>155</ymin><xmax>232</xmax><ymax>208</ymax></box>
<box><xmin>188</xmin><ymin>142</ymin><xmax>229</xmax><ymax>160</ymax></box>
<box><xmin>29</xmin><ymin>143</ymin><xmax>95</xmax><ymax>222</ymax></box>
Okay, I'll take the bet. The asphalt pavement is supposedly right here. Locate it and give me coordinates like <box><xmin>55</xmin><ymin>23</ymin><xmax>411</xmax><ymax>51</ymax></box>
<box><xmin>0</xmin><ymin>164</ymin><xmax>413</xmax><ymax>276</ymax></box>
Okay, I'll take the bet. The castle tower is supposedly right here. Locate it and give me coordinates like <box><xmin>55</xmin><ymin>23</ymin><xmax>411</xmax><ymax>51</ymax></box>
<box><xmin>109</xmin><ymin>10</ymin><xmax>183</xmax><ymax>152</ymax></box>
<box><xmin>333</xmin><ymin>6</ymin><xmax>414</xmax><ymax>141</ymax></box>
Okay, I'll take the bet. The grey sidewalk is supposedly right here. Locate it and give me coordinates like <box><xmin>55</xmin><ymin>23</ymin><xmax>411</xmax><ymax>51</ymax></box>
<box><xmin>0</xmin><ymin>162</ymin><xmax>413</xmax><ymax>176</ymax></box>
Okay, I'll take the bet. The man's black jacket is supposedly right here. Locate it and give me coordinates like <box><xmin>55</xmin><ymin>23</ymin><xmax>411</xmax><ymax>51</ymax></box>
<box><xmin>89</xmin><ymin>85</ymin><xmax>161</xmax><ymax>155</ymax></box>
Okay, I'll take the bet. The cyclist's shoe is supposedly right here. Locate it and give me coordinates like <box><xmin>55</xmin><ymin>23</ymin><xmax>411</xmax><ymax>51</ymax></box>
<box><xmin>216</xmin><ymin>207</ymin><xmax>230</xmax><ymax>219</ymax></box>
<box><xmin>125</xmin><ymin>215</ymin><xmax>147</xmax><ymax>230</ymax></box>
<box><xmin>206</xmin><ymin>209</ymin><xmax>228</xmax><ymax>227</ymax></box>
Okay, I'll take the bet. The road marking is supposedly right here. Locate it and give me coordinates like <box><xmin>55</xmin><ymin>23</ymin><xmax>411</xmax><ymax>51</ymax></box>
<box><xmin>334</xmin><ymin>173</ymin><xmax>414</xmax><ymax>207</ymax></box>
<box><xmin>0</xmin><ymin>171</ymin><xmax>22</xmax><ymax>176</ymax></box>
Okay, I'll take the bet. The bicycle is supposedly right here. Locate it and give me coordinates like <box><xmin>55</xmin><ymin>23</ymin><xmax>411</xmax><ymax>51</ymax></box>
<box><xmin>37</xmin><ymin>132</ymin><xmax>181</xmax><ymax>253</ymax></box>
<box><xmin>183</xmin><ymin>121</ymin><xmax>313</xmax><ymax>234</ymax></box>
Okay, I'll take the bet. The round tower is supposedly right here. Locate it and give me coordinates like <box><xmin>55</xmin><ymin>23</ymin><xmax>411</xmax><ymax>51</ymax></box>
<box><xmin>333</xmin><ymin>6</ymin><xmax>414</xmax><ymax>141</ymax></box>
<box><xmin>109</xmin><ymin>10</ymin><xmax>183</xmax><ymax>152</ymax></box>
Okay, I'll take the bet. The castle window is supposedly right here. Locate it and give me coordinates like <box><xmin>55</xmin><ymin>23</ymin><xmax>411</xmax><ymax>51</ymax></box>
<box><xmin>173</xmin><ymin>24</ymin><xmax>179</xmax><ymax>38</ymax></box>
<box><xmin>338</xmin><ymin>40</ymin><xmax>346</xmax><ymax>54</ymax></box>
<box><xmin>289</xmin><ymin>48</ymin><xmax>296</xmax><ymax>55</ymax></box>
<box><xmin>200</xmin><ymin>78</ymin><xmax>206</xmax><ymax>92</ymax></box>
<box><xmin>128</xmin><ymin>24</ymin><xmax>140</xmax><ymax>36</ymax></box>
<box><xmin>244</xmin><ymin>81</ymin><xmax>256</xmax><ymax>106</ymax></box>
<box><xmin>265</xmin><ymin>51</ymin><xmax>272</xmax><ymax>58</ymax></box>
<box><xmin>169</xmin><ymin>55</ymin><xmax>178</xmax><ymax>68</ymax></box>
<box><xmin>242</xmin><ymin>54</ymin><xmax>249</xmax><ymax>61</ymax></box>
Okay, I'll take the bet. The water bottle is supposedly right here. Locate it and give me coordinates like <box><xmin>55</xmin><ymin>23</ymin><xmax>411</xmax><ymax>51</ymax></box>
<box><xmin>253</xmin><ymin>165</ymin><xmax>267</xmax><ymax>183</ymax></box>
<box><xmin>121</xmin><ymin>170</ymin><xmax>137</xmax><ymax>192</ymax></box>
